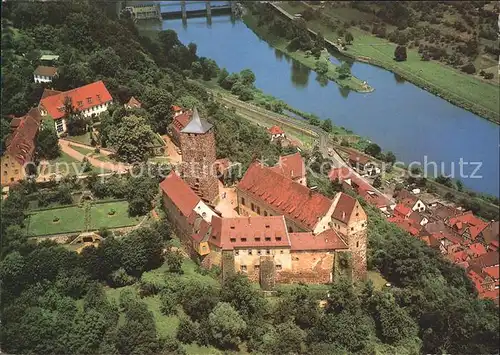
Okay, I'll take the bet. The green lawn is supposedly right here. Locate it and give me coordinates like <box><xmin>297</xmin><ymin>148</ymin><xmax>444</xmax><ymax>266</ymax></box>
<box><xmin>276</xmin><ymin>2</ymin><xmax>500</xmax><ymax>123</ymax></box>
<box><xmin>68</xmin><ymin>143</ymin><xmax>94</xmax><ymax>156</ymax></box>
<box><xmin>40</xmin><ymin>151</ymin><xmax>110</xmax><ymax>176</ymax></box>
<box><xmin>25</xmin><ymin>201</ymin><xmax>140</xmax><ymax>236</ymax></box>
<box><xmin>66</xmin><ymin>133</ymin><xmax>92</xmax><ymax>145</ymax></box>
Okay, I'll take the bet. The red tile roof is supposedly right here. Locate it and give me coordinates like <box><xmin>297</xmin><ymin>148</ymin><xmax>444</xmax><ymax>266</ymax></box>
<box><xmin>430</xmin><ymin>203</ymin><xmax>460</xmax><ymax>221</ymax></box>
<box><xmin>481</xmin><ymin>221</ymin><xmax>499</xmax><ymax>244</ymax></box>
<box><xmin>160</xmin><ymin>171</ymin><xmax>200</xmax><ymax>217</ymax></box>
<box><xmin>332</xmin><ymin>193</ymin><xmax>358</xmax><ymax>224</ymax></box>
<box><xmin>449</xmin><ymin>211</ymin><xmax>489</xmax><ymax>240</ymax></box>
<box><xmin>171</xmin><ymin>110</ymin><xmax>192</xmax><ymax>134</ymax></box>
<box><xmin>431</xmin><ymin>231</ymin><xmax>463</xmax><ymax>245</ymax></box>
<box><xmin>34</xmin><ymin>65</ymin><xmax>57</xmax><ymax>77</ymax></box>
<box><xmin>449</xmin><ymin>250</ymin><xmax>469</xmax><ymax>263</ymax></box>
<box><xmin>270</xmin><ymin>152</ymin><xmax>306</xmax><ymax>180</ymax></box>
<box><xmin>483</xmin><ymin>266</ymin><xmax>499</xmax><ymax>280</ymax></box>
<box><xmin>409</xmin><ymin>211</ymin><xmax>426</xmax><ymax>224</ymax></box>
<box><xmin>209</xmin><ymin>215</ymin><xmax>290</xmax><ymax>250</ymax></box>
<box><xmin>237</xmin><ymin>162</ymin><xmax>333</xmax><ymax>230</ymax></box>
<box><xmin>172</xmin><ymin>105</ymin><xmax>183</xmax><ymax>112</ymax></box>
<box><xmin>4</xmin><ymin>114</ymin><xmax>40</xmax><ymax>165</ymax></box>
<box><xmin>394</xmin><ymin>203</ymin><xmax>412</xmax><ymax>218</ymax></box>
<box><xmin>468</xmin><ymin>243</ymin><xmax>487</xmax><ymax>257</ymax></box>
<box><xmin>41</xmin><ymin>88</ymin><xmax>63</xmax><ymax>99</ymax></box>
<box><xmin>348</xmin><ymin>152</ymin><xmax>370</xmax><ymax>165</ymax></box>
<box><xmin>268</xmin><ymin>125</ymin><xmax>284</xmax><ymax>135</ymax></box>
<box><xmin>39</xmin><ymin>80</ymin><xmax>112</xmax><ymax>120</ymax></box>
<box><xmin>126</xmin><ymin>96</ymin><xmax>141</xmax><ymax>108</ymax></box>
<box><xmin>362</xmin><ymin>190</ymin><xmax>390</xmax><ymax>208</ymax></box>
<box><xmin>479</xmin><ymin>289</ymin><xmax>499</xmax><ymax>304</ymax></box>
<box><xmin>329</xmin><ymin>167</ymin><xmax>354</xmax><ymax>181</ymax></box>
<box><xmin>388</xmin><ymin>216</ymin><xmax>420</xmax><ymax>236</ymax></box>
<box><xmin>289</xmin><ymin>229</ymin><xmax>348</xmax><ymax>251</ymax></box>
<box><xmin>469</xmin><ymin>251</ymin><xmax>500</xmax><ymax>269</ymax></box>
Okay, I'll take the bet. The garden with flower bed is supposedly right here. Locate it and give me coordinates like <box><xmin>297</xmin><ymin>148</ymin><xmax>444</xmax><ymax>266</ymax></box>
<box><xmin>25</xmin><ymin>200</ymin><xmax>141</xmax><ymax>236</ymax></box>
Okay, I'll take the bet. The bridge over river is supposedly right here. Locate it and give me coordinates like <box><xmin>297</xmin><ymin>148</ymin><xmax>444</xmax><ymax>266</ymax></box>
<box><xmin>160</xmin><ymin>1</ymin><xmax>236</xmax><ymax>20</ymax></box>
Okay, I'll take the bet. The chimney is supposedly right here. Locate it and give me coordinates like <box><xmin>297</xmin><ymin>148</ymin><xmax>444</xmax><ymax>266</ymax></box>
<box><xmin>342</xmin><ymin>211</ymin><xmax>346</xmax><ymax>220</ymax></box>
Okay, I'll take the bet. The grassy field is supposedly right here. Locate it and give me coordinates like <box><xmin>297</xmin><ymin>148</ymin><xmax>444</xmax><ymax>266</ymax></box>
<box><xmin>276</xmin><ymin>2</ymin><xmax>500</xmax><ymax>123</ymax></box>
<box><xmin>68</xmin><ymin>143</ymin><xmax>94</xmax><ymax>156</ymax></box>
<box><xmin>243</xmin><ymin>14</ymin><xmax>372</xmax><ymax>93</ymax></box>
<box><xmin>25</xmin><ymin>201</ymin><xmax>141</xmax><ymax>236</ymax></box>
<box><xmin>66</xmin><ymin>133</ymin><xmax>92</xmax><ymax>145</ymax></box>
<box><xmin>40</xmin><ymin>151</ymin><xmax>110</xmax><ymax>176</ymax></box>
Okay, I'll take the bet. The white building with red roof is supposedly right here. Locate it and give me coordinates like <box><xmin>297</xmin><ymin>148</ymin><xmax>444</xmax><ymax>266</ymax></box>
<box><xmin>38</xmin><ymin>80</ymin><xmax>113</xmax><ymax>135</ymax></box>
<box><xmin>268</xmin><ymin>125</ymin><xmax>285</xmax><ymax>141</ymax></box>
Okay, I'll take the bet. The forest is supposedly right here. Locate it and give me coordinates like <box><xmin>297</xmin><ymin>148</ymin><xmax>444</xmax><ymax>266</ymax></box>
<box><xmin>0</xmin><ymin>1</ymin><xmax>498</xmax><ymax>354</ymax></box>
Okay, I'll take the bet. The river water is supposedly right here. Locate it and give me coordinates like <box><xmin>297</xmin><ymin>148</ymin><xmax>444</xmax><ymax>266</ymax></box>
<box><xmin>140</xmin><ymin>12</ymin><xmax>499</xmax><ymax>196</ymax></box>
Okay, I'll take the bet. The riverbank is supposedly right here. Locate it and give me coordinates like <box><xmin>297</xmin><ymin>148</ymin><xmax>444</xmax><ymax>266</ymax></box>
<box><xmin>242</xmin><ymin>13</ymin><xmax>374</xmax><ymax>94</ymax></box>
<box><xmin>275</xmin><ymin>2</ymin><xmax>500</xmax><ymax>124</ymax></box>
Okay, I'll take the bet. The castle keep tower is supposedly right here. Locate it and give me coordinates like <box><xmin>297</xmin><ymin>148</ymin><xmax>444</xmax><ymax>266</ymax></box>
<box><xmin>179</xmin><ymin>108</ymin><xmax>219</xmax><ymax>203</ymax></box>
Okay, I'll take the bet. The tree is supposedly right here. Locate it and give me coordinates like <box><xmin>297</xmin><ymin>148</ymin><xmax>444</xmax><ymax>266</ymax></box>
<box><xmin>108</xmin><ymin>115</ymin><xmax>154</xmax><ymax>163</ymax></box>
<box><xmin>315</xmin><ymin>60</ymin><xmax>329</xmax><ymax>75</ymax></box>
<box><xmin>394</xmin><ymin>45</ymin><xmax>407</xmax><ymax>61</ymax></box>
<box><xmin>36</xmin><ymin>119</ymin><xmax>61</xmax><ymax>160</ymax></box>
<box><xmin>209</xmin><ymin>302</ymin><xmax>247</xmax><ymax>349</ymax></box>
<box><xmin>64</xmin><ymin>97</ymin><xmax>88</xmax><ymax>136</ymax></box>
<box><xmin>435</xmin><ymin>174</ymin><xmax>453</xmax><ymax>188</ymax></box>
<box><xmin>456</xmin><ymin>179</ymin><xmax>464</xmax><ymax>192</ymax></box>
<box><xmin>221</xmin><ymin>274</ymin><xmax>267</xmax><ymax>322</ymax></box>
<box><xmin>261</xmin><ymin>321</ymin><xmax>306</xmax><ymax>355</ymax></box>
<box><xmin>344</xmin><ymin>32</ymin><xmax>354</xmax><ymax>44</ymax></box>
<box><xmin>239</xmin><ymin>69</ymin><xmax>256</xmax><ymax>86</ymax></box>
<box><xmin>89</xmin><ymin>47</ymin><xmax>121</xmax><ymax>77</ymax></box>
<box><xmin>141</xmin><ymin>87</ymin><xmax>173</xmax><ymax>134</ymax></box>
<box><xmin>159</xmin><ymin>289</ymin><xmax>177</xmax><ymax>316</ymax></box>
<box><xmin>373</xmin><ymin>176</ymin><xmax>382</xmax><ymax>188</ymax></box>
<box><xmin>365</xmin><ymin>143</ymin><xmax>382</xmax><ymax>157</ymax></box>
<box><xmin>321</xmin><ymin>119</ymin><xmax>333</xmax><ymax>133</ymax></box>
<box><xmin>165</xmin><ymin>249</ymin><xmax>183</xmax><ymax>274</ymax></box>
<box><xmin>337</xmin><ymin>62</ymin><xmax>351</xmax><ymax>79</ymax></box>
<box><xmin>385</xmin><ymin>151</ymin><xmax>396</xmax><ymax>164</ymax></box>
<box><xmin>461</xmin><ymin>62</ymin><xmax>476</xmax><ymax>74</ymax></box>
<box><xmin>220</xmin><ymin>73</ymin><xmax>239</xmax><ymax>90</ymax></box>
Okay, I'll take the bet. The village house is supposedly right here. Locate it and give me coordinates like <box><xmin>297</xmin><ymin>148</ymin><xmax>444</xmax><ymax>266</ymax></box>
<box><xmin>1</xmin><ymin>110</ymin><xmax>40</xmax><ymax>185</ymax></box>
<box><xmin>448</xmin><ymin>211</ymin><xmax>490</xmax><ymax>242</ymax></box>
<box><xmin>38</xmin><ymin>80</ymin><xmax>113</xmax><ymax>136</ymax></box>
<box><xmin>394</xmin><ymin>189</ymin><xmax>426</xmax><ymax>213</ymax></box>
<box><xmin>168</xmin><ymin>109</ymin><xmax>192</xmax><ymax>147</ymax></box>
<box><xmin>124</xmin><ymin>96</ymin><xmax>141</xmax><ymax>109</ymax></box>
<box><xmin>347</xmin><ymin>152</ymin><xmax>379</xmax><ymax>176</ymax></box>
<box><xmin>467</xmin><ymin>251</ymin><xmax>499</xmax><ymax>304</ymax></box>
<box><xmin>33</xmin><ymin>65</ymin><xmax>58</xmax><ymax>83</ymax></box>
<box><xmin>270</xmin><ymin>152</ymin><xmax>307</xmax><ymax>186</ymax></box>
<box><xmin>268</xmin><ymin>125</ymin><xmax>286</xmax><ymax>142</ymax></box>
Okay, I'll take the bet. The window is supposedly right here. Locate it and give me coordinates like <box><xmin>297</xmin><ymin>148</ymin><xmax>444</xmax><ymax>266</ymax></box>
<box><xmin>241</xmin><ymin>238</ymin><xmax>247</xmax><ymax>242</ymax></box>
<box><xmin>288</xmin><ymin>226</ymin><xmax>293</xmax><ymax>233</ymax></box>
<box><xmin>356</xmin><ymin>212</ymin><xmax>359</xmax><ymax>216</ymax></box>
<box><xmin>230</xmin><ymin>226</ymin><xmax>235</xmax><ymax>230</ymax></box>
<box><xmin>10</xmin><ymin>177</ymin><xmax>14</xmax><ymax>182</ymax></box>
<box><xmin>280</xmin><ymin>250</ymin><xmax>284</xmax><ymax>254</ymax></box>
<box><xmin>235</xmin><ymin>250</ymin><xmax>239</xmax><ymax>256</ymax></box>
<box><xmin>356</xmin><ymin>241</ymin><xmax>359</xmax><ymax>248</ymax></box>
<box><xmin>248</xmin><ymin>250</ymin><xmax>252</xmax><ymax>255</ymax></box>
<box><xmin>276</xmin><ymin>237</ymin><xmax>282</xmax><ymax>241</ymax></box>
<box><xmin>3</xmin><ymin>171</ymin><xmax>7</xmax><ymax>175</ymax></box>
<box><xmin>361</xmin><ymin>223</ymin><xmax>365</xmax><ymax>227</ymax></box>
<box><xmin>264</xmin><ymin>211</ymin><xmax>268</xmax><ymax>216</ymax></box>
<box><xmin>254</xmin><ymin>265</ymin><xmax>260</xmax><ymax>270</ymax></box>
<box><xmin>77</xmin><ymin>101</ymin><xmax>83</xmax><ymax>107</ymax></box>
<box><xmin>255</xmin><ymin>237</ymin><xmax>261</xmax><ymax>242</ymax></box>
<box><xmin>251</xmin><ymin>203</ymin><xmax>255</xmax><ymax>211</ymax></box>
<box><xmin>265</xmin><ymin>224</ymin><xmax>270</xmax><ymax>228</ymax></box>
<box><xmin>14</xmin><ymin>169</ymin><xmax>19</xmax><ymax>174</ymax></box>
<box><xmin>241</xmin><ymin>197</ymin><xmax>245</xmax><ymax>206</ymax></box>
<box><xmin>230</xmin><ymin>238</ymin><xmax>236</xmax><ymax>243</ymax></box>
<box><xmin>266</xmin><ymin>250</ymin><xmax>270</xmax><ymax>255</ymax></box>
<box><xmin>265</xmin><ymin>237</ymin><xmax>271</xmax><ymax>242</ymax></box>
<box><xmin>257</xmin><ymin>207</ymin><xmax>261</xmax><ymax>215</ymax></box>
<box><xmin>241</xmin><ymin>265</ymin><xmax>247</xmax><ymax>272</ymax></box>
<box><xmin>87</xmin><ymin>97</ymin><xmax>92</xmax><ymax>104</ymax></box>
<box><xmin>257</xmin><ymin>250</ymin><xmax>261</xmax><ymax>255</ymax></box>
<box><xmin>351</xmin><ymin>227</ymin><xmax>354</xmax><ymax>231</ymax></box>
<box><xmin>276</xmin><ymin>265</ymin><xmax>282</xmax><ymax>270</ymax></box>
<box><xmin>4</xmin><ymin>163</ymin><xmax>7</xmax><ymax>167</ymax></box>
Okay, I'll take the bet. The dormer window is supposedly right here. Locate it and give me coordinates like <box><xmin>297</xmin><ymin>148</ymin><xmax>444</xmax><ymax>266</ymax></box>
<box><xmin>230</xmin><ymin>226</ymin><xmax>235</xmax><ymax>230</ymax></box>
<box><xmin>77</xmin><ymin>101</ymin><xmax>83</xmax><ymax>107</ymax></box>
<box><xmin>230</xmin><ymin>238</ymin><xmax>236</xmax><ymax>243</ymax></box>
<box><xmin>255</xmin><ymin>237</ymin><xmax>261</xmax><ymax>242</ymax></box>
<box><xmin>265</xmin><ymin>237</ymin><xmax>271</xmax><ymax>242</ymax></box>
<box><xmin>87</xmin><ymin>97</ymin><xmax>92</xmax><ymax>104</ymax></box>
<box><xmin>57</xmin><ymin>106</ymin><xmax>65</xmax><ymax>112</ymax></box>
<box><xmin>96</xmin><ymin>94</ymin><xmax>101</xmax><ymax>101</ymax></box>
<box><xmin>265</xmin><ymin>224</ymin><xmax>270</xmax><ymax>228</ymax></box>
<box><xmin>241</xmin><ymin>238</ymin><xmax>247</xmax><ymax>242</ymax></box>
<box><xmin>276</xmin><ymin>237</ymin><xmax>282</xmax><ymax>241</ymax></box>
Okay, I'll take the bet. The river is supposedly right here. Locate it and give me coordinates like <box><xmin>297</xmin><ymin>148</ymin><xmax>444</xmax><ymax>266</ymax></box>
<box><xmin>139</xmin><ymin>11</ymin><xmax>499</xmax><ymax>196</ymax></box>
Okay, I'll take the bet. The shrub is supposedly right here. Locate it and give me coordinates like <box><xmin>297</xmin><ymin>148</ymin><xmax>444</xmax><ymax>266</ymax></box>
<box><xmin>484</xmin><ymin>72</ymin><xmax>494</xmax><ymax>79</ymax></box>
<box><xmin>53</xmin><ymin>216</ymin><xmax>60</xmax><ymax>222</ymax></box>
<box><xmin>109</xmin><ymin>267</ymin><xmax>136</xmax><ymax>287</ymax></box>
<box><xmin>461</xmin><ymin>62</ymin><xmax>476</xmax><ymax>74</ymax></box>
<box><xmin>94</xmin><ymin>147</ymin><xmax>100</xmax><ymax>154</ymax></box>
<box><xmin>108</xmin><ymin>209</ymin><xmax>116</xmax><ymax>216</ymax></box>
<box><xmin>394</xmin><ymin>45</ymin><xmax>407</xmax><ymax>61</ymax></box>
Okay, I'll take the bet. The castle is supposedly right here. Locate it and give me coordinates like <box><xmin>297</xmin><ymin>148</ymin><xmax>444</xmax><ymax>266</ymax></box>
<box><xmin>161</xmin><ymin>108</ymin><xmax>368</xmax><ymax>287</ymax></box>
